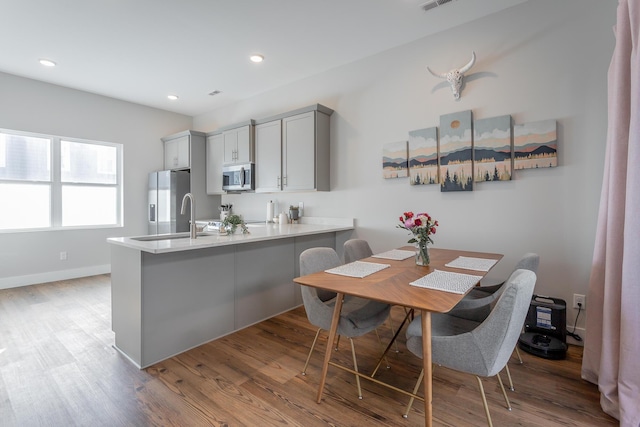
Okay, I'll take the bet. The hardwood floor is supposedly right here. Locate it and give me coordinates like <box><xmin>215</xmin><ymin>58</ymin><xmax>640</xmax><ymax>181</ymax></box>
<box><xmin>0</xmin><ymin>275</ymin><xmax>616</xmax><ymax>426</ymax></box>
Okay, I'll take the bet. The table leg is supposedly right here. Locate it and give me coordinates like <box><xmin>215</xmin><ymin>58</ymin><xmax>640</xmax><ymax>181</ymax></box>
<box><xmin>371</xmin><ymin>308</ymin><xmax>414</xmax><ymax>377</ymax></box>
<box><xmin>421</xmin><ymin>310</ymin><xmax>433</xmax><ymax>427</ymax></box>
<box><xmin>316</xmin><ymin>292</ymin><xmax>345</xmax><ymax>403</ymax></box>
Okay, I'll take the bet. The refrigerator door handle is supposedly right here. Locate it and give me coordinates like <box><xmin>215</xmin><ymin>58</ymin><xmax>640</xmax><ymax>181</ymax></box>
<box><xmin>149</xmin><ymin>204</ymin><xmax>156</xmax><ymax>222</ymax></box>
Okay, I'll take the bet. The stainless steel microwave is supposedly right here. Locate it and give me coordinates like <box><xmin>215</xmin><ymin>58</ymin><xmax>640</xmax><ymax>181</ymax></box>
<box><xmin>222</xmin><ymin>163</ymin><xmax>255</xmax><ymax>191</ymax></box>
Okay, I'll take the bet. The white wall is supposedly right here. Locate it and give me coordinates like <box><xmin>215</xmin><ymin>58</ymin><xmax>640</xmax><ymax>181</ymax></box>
<box><xmin>0</xmin><ymin>72</ymin><xmax>192</xmax><ymax>288</ymax></box>
<box><xmin>0</xmin><ymin>0</ymin><xmax>616</xmax><ymax>336</ymax></box>
<box><xmin>193</xmin><ymin>0</ymin><xmax>616</xmax><ymax>334</ymax></box>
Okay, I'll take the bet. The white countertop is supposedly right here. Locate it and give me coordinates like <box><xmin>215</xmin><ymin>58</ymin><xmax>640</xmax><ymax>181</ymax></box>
<box><xmin>107</xmin><ymin>217</ymin><xmax>354</xmax><ymax>254</ymax></box>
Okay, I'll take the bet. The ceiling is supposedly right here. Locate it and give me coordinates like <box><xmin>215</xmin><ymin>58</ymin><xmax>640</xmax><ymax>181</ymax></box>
<box><xmin>1</xmin><ymin>0</ymin><xmax>527</xmax><ymax>117</ymax></box>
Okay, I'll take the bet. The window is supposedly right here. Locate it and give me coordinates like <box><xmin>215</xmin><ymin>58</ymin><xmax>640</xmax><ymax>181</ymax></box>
<box><xmin>0</xmin><ymin>129</ymin><xmax>122</xmax><ymax>231</ymax></box>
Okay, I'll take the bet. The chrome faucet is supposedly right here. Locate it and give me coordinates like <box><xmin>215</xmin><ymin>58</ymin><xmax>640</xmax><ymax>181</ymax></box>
<box><xmin>180</xmin><ymin>193</ymin><xmax>197</xmax><ymax>239</ymax></box>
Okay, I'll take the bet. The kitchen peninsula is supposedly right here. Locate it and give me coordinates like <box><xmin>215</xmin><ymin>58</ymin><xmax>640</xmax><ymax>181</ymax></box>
<box><xmin>107</xmin><ymin>218</ymin><xmax>353</xmax><ymax>368</ymax></box>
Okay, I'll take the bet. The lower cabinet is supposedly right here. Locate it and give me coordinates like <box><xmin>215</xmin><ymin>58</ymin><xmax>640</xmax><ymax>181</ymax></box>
<box><xmin>234</xmin><ymin>239</ymin><xmax>296</xmax><ymax>329</ymax></box>
<box><xmin>141</xmin><ymin>247</ymin><xmax>236</xmax><ymax>367</ymax></box>
<box><xmin>234</xmin><ymin>233</ymin><xmax>337</xmax><ymax>327</ymax></box>
<box><xmin>111</xmin><ymin>231</ymin><xmax>341</xmax><ymax>368</ymax></box>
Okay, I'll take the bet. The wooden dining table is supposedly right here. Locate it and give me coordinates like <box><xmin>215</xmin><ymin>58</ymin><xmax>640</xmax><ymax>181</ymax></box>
<box><xmin>293</xmin><ymin>246</ymin><xmax>503</xmax><ymax>427</ymax></box>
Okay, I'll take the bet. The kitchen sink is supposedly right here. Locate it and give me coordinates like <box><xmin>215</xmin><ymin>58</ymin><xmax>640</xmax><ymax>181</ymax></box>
<box><xmin>130</xmin><ymin>232</ymin><xmax>217</xmax><ymax>241</ymax></box>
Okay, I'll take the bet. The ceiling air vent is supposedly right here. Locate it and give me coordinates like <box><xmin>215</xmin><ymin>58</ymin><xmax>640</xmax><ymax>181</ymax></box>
<box><xmin>420</xmin><ymin>0</ymin><xmax>455</xmax><ymax>12</ymax></box>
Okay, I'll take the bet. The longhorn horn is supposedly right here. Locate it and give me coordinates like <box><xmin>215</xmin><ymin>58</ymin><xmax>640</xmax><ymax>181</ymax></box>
<box><xmin>426</xmin><ymin>66</ymin><xmax>447</xmax><ymax>79</ymax></box>
<box><xmin>458</xmin><ymin>51</ymin><xmax>476</xmax><ymax>74</ymax></box>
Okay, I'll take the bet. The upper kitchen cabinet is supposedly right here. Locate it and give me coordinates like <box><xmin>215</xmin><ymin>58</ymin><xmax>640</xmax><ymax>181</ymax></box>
<box><xmin>161</xmin><ymin>130</ymin><xmax>219</xmax><ymax>218</ymax></box>
<box><xmin>254</xmin><ymin>120</ymin><xmax>282</xmax><ymax>193</ymax></box>
<box><xmin>255</xmin><ymin>104</ymin><xmax>332</xmax><ymax>193</ymax></box>
<box><xmin>162</xmin><ymin>130</ymin><xmax>206</xmax><ymax>171</ymax></box>
<box><xmin>206</xmin><ymin>132</ymin><xmax>225</xmax><ymax>195</ymax></box>
<box><xmin>163</xmin><ymin>134</ymin><xmax>190</xmax><ymax>170</ymax></box>
<box><xmin>222</xmin><ymin>121</ymin><xmax>254</xmax><ymax>164</ymax></box>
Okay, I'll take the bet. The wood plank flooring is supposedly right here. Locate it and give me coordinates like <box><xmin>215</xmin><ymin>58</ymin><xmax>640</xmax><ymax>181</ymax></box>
<box><xmin>0</xmin><ymin>275</ymin><xmax>617</xmax><ymax>426</ymax></box>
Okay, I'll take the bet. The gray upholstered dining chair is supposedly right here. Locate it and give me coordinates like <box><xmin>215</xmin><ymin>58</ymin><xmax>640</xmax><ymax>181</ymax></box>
<box><xmin>343</xmin><ymin>238</ymin><xmax>374</xmax><ymax>264</ymax></box>
<box><xmin>343</xmin><ymin>238</ymin><xmax>402</xmax><ymax>357</ymax></box>
<box><xmin>446</xmin><ymin>252</ymin><xmax>540</xmax><ymax>379</ymax></box>
<box><xmin>403</xmin><ymin>269</ymin><xmax>536</xmax><ymax>426</ymax></box>
<box><xmin>448</xmin><ymin>253</ymin><xmax>540</xmax><ymax>321</ymax></box>
<box><xmin>299</xmin><ymin>247</ymin><xmax>391</xmax><ymax>399</ymax></box>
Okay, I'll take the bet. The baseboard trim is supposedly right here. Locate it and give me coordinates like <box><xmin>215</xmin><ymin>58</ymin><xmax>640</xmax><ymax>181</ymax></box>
<box><xmin>0</xmin><ymin>265</ymin><xmax>111</xmax><ymax>290</ymax></box>
<box><xmin>566</xmin><ymin>325</ymin><xmax>586</xmax><ymax>346</ymax></box>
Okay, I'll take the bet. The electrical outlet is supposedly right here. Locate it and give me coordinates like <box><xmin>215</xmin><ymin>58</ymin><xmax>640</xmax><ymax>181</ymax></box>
<box><xmin>60</xmin><ymin>251</ymin><xmax>67</xmax><ymax>261</ymax></box>
<box><xmin>573</xmin><ymin>294</ymin><xmax>586</xmax><ymax>310</ymax></box>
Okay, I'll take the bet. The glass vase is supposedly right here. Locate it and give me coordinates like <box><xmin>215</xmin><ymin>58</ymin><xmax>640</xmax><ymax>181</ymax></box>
<box><xmin>415</xmin><ymin>241</ymin><xmax>430</xmax><ymax>266</ymax></box>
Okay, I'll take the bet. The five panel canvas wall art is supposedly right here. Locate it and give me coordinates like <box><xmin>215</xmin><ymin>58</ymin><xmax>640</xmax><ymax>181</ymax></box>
<box><xmin>383</xmin><ymin>110</ymin><xmax>558</xmax><ymax>190</ymax></box>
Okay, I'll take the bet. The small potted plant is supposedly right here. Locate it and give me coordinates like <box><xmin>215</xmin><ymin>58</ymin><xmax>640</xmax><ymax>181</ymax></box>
<box><xmin>222</xmin><ymin>213</ymin><xmax>249</xmax><ymax>234</ymax></box>
<box><xmin>289</xmin><ymin>205</ymin><xmax>299</xmax><ymax>221</ymax></box>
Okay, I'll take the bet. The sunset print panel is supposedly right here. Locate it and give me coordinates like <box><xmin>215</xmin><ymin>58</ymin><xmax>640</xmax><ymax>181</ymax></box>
<box><xmin>382</xmin><ymin>140</ymin><xmax>408</xmax><ymax>179</ymax></box>
<box><xmin>474</xmin><ymin>115</ymin><xmax>512</xmax><ymax>182</ymax></box>
<box><xmin>514</xmin><ymin>119</ymin><xmax>557</xmax><ymax>170</ymax></box>
<box><xmin>439</xmin><ymin>110</ymin><xmax>473</xmax><ymax>191</ymax></box>
<box><xmin>408</xmin><ymin>127</ymin><xmax>438</xmax><ymax>185</ymax></box>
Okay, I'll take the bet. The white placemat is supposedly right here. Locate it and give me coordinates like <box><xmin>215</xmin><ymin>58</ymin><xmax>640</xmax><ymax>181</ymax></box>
<box><xmin>325</xmin><ymin>261</ymin><xmax>391</xmax><ymax>278</ymax></box>
<box><xmin>409</xmin><ymin>269</ymin><xmax>483</xmax><ymax>294</ymax></box>
<box><xmin>445</xmin><ymin>256</ymin><xmax>498</xmax><ymax>272</ymax></box>
<box><xmin>371</xmin><ymin>249</ymin><xmax>414</xmax><ymax>261</ymax></box>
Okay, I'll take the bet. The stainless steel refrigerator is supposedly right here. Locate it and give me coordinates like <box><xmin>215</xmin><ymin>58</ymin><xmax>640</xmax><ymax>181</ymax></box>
<box><xmin>148</xmin><ymin>170</ymin><xmax>190</xmax><ymax>235</ymax></box>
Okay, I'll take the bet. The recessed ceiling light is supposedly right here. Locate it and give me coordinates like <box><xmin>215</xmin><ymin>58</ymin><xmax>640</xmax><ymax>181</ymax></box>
<box><xmin>250</xmin><ymin>54</ymin><xmax>264</xmax><ymax>63</ymax></box>
<box><xmin>39</xmin><ymin>59</ymin><xmax>56</xmax><ymax>67</ymax></box>
<box><xmin>167</xmin><ymin>94</ymin><xmax>179</xmax><ymax>101</ymax></box>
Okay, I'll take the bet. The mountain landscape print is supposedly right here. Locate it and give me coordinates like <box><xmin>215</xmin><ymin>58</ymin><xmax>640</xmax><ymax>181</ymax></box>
<box><xmin>408</xmin><ymin>127</ymin><xmax>438</xmax><ymax>185</ymax></box>
<box><xmin>474</xmin><ymin>115</ymin><xmax>512</xmax><ymax>182</ymax></box>
<box><xmin>382</xmin><ymin>140</ymin><xmax>408</xmax><ymax>179</ymax></box>
<box><xmin>514</xmin><ymin>119</ymin><xmax>557</xmax><ymax>170</ymax></box>
<box><xmin>439</xmin><ymin>110</ymin><xmax>473</xmax><ymax>191</ymax></box>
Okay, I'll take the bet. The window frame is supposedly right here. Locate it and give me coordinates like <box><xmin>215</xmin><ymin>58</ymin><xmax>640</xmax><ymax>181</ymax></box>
<box><xmin>0</xmin><ymin>128</ymin><xmax>123</xmax><ymax>233</ymax></box>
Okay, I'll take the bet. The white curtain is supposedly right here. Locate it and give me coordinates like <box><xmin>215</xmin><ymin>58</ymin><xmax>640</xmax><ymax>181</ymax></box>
<box><xmin>582</xmin><ymin>1</ymin><xmax>640</xmax><ymax>426</ymax></box>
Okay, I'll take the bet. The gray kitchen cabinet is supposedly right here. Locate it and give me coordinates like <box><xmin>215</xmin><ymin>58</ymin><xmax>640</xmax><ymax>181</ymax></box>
<box><xmin>109</xmin><ymin>225</ymin><xmax>352</xmax><ymax>368</ymax></box>
<box><xmin>111</xmin><ymin>244</ymin><xmax>236</xmax><ymax>368</ymax></box>
<box><xmin>206</xmin><ymin>132</ymin><xmax>225</xmax><ymax>195</ymax></box>
<box><xmin>163</xmin><ymin>134</ymin><xmax>190</xmax><ymax>170</ymax></box>
<box><xmin>283</xmin><ymin>111</ymin><xmax>317</xmax><ymax>191</ymax></box>
<box><xmin>161</xmin><ymin>130</ymin><xmax>220</xmax><ymax>219</ymax></box>
<box><xmin>223</xmin><ymin>124</ymin><xmax>254</xmax><ymax>164</ymax></box>
<box><xmin>234</xmin><ymin>239</ymin><xmax>296</xmax><ymax>329</ymax></box>
<box><xmin>254</xmin><ymin>120</ymin><xmax>282</xmax><ymax>192</ymax></box>
<box><xmin>255</xmin><ymin>104</ymin><xmax>332</xmax><ymax>193</ymax></box>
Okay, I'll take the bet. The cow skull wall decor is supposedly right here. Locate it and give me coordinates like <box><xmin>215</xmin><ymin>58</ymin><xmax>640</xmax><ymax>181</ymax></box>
<box><xmin>427</xmin><ymin>52</ymin><xmax>476</xmax><ymax>100</ymax></box>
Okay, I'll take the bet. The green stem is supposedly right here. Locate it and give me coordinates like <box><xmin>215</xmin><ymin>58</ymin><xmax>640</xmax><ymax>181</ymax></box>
<box><xmin>416</xmin><ymin>242</ymin><xmax>430</xmax><ymax>266</ymax></box>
